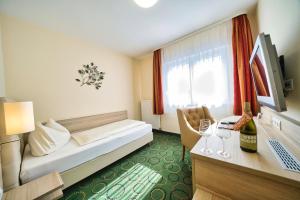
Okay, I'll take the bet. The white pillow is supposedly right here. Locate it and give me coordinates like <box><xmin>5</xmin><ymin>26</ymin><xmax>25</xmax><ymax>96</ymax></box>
<box><xmin>46</xmin><ymin>118</ymin><xmax>69</xmax><ymax>133</ymax></box>
<box><xmin>28</xmin><ymin>122</ymin><xmax>70</xmax><ymax>156</ymax></box>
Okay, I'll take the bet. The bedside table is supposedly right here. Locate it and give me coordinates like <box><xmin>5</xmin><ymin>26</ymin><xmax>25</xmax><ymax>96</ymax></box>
<box><xmin>2</xmin><ymin>172</ymin><xmax>64</xmax><ymax>200</ymax></box>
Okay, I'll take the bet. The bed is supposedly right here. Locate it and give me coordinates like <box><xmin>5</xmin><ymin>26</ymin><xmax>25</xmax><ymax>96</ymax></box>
<box><xmin>0</xmin><ymin>110</ymin><xmax>153</xmax><ymax>191</ymax></box>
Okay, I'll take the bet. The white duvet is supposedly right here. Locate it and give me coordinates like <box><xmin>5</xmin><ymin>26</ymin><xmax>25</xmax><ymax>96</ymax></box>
<box><xmin>71</xmin><ymin>119</ymin><xmax>146</xmax><ymax>145</ymax></box>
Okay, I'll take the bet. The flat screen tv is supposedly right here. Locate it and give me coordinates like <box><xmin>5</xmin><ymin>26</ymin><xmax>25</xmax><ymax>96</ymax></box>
<box><xmin>249</xmin><ymin>33</ymin><xmax>287</xmax><ymax>112</ymax></box>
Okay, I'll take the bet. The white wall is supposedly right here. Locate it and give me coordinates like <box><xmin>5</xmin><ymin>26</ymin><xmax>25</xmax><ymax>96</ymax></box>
<box><xmin>1</xmin><ymin>14</ymin><xmax>138</xmax><ymax>121</ymax></box>
<box><xmin>0</xmin><ymin>23</ymin><xmax>5</xmax><ymax>97</ymax></box>
<box><xmin>257</xmin><ymin>0</ymin><xmax>300</xmax><ymax>122</ymax></box>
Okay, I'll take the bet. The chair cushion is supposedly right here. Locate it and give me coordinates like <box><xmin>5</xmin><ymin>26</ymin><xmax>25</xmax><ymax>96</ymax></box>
<box><xmin>184</xmin><ymin>108</ymin><xmax>205</xmax><ymax>131</ymax></box>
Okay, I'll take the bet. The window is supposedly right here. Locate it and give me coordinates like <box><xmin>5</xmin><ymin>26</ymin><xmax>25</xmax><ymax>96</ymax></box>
<box><xmin>162</xmin><ymin>21</ymin><xmax>233</xmax><ymax>118</ymax></box>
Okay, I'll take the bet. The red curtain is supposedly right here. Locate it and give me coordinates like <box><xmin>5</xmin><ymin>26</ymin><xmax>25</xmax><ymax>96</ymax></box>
<box><xmin>153</xmin><ymin>49</ymin><xmax>164</xmax><ymax>115</ymax></box>
<box><xmin>232</xmin><ymin>14</ymin><xmax>259</xmax><ymax>115</ymax></box>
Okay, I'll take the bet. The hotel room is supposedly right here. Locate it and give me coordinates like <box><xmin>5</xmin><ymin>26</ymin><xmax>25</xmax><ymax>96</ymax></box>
<box><xmin>0</xmin><ymin>0</ymin><xmax>299</xmax><ymax>199</ymax></box>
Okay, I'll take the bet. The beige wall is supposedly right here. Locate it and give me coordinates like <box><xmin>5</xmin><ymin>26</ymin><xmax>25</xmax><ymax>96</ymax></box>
<box><xmin>133</xmin><ymin>54</ymin><xmax>153</xmax><ymax>122</ymax></box>
<box><xmin>134</xmin><ymin>54</ymin><xmax>153</xmax><ymax>101</ymax></box>
<box><xmin>247</xmin><ymin>8</ymin><xmax>258</xmax><ymax>41</ymax></box>
<box><xmin>0</xmin><ymin>14</ymin><xmax>138</xmax><ymax>121</ymax></box>
<box><xmin>132</xmin><ymin>59</ymin><xmax>143</xmax><ymax>120</ymax></box>
<box><xmin>257</xmin><ymin>0</ymin><xmax>300</xmax><ymax>122</ymax></box>
<box><xmin>0</xmin><ymin>24</ymin><xmax>5</xmax><ymax>97</ymax></box>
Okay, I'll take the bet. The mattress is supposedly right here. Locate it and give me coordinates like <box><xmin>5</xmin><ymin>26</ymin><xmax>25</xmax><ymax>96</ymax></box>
<box><xmin>20</xmin><ymin>123</ymin><xmax>152</xmax><ymax>184</ymax></box>
<box><xmin>72</xmin><ymin>119</ymin><xmax>146</xmax><ymax>145</ymax></box>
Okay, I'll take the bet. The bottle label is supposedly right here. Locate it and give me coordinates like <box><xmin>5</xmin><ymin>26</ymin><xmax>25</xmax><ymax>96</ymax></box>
<box><xmin>240</xmin><ymin>134</ymin><xmax>257</xmax><ymax>143</ymax></box>
<box><xmin>240</xmin><ymin>133</ymin><xmax>257</xmax><ymax>151</ymax></box>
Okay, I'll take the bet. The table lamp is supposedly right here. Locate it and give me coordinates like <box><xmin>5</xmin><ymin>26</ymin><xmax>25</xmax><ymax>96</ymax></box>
<box><xmin>0</xmin><ymin>102</ymin><xmax>35</xmax><ymax>137</ymax></box>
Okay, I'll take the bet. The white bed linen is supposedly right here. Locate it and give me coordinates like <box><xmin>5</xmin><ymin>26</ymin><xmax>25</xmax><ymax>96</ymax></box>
<box><xmin>72</xmin><ymin>119</ymin><xmax>145</xmax><ymax>145</ymax></box>
<box><xmin>20</xmin><ymin>123</ymin><xmax>152</xmax><ymax>184</ymax></box>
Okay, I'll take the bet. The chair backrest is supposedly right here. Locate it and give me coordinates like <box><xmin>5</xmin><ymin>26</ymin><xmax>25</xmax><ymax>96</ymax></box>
<box><xmin>181</xmin><ymin>106</ymin><xmax>214</xmax><ymax>131</ymax></box>
<box><xmin>177</xmin><ymin>106</ymin><xmax>214</xmax><ymax>149</ymax></box>
<box><xmin>183</xmin><ymin>108</ymin><xmax>206</xmax><ymax>131</ymax></box>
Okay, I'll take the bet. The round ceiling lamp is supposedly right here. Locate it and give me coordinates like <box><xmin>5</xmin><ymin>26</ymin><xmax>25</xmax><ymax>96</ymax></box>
<box><xmin>134</xmin><ymin>0</ymin><xmax>158</xmax><ymax>8</ymax></box>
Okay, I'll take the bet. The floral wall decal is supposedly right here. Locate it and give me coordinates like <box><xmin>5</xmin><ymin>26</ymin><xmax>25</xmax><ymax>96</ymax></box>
<box><xmin>75</xmin><ymin>62</ymin><xmax>105</xmax><ymax>90</ymax></box>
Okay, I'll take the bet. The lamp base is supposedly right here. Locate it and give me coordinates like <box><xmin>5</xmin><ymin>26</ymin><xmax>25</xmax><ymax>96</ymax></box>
<box><xmin>0</xmin><ymin>135</ymin><xmax>20</xmax><ymax>145</ymax></box>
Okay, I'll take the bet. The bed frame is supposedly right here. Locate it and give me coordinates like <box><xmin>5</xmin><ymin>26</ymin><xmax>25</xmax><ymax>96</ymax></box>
<box><xmin>0</xmin><ymin>106</ymin><xmax>153</xmax><ymax>191</ymax></box>
<box><xmin>56</xmin><ymin>111</ymin><xmax>153</xmax><ymax>189</ymax></box>
<box><xmin>62</xmin><ymin>132</ymin><xmax>152</xmax><ymax>188</ymax></box>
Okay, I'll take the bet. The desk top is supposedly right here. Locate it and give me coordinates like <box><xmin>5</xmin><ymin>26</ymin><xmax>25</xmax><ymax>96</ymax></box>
<box><xmin>191</xmin><ymin>116</ymin><xmax>300</xmax><ymax>188</ymax></box>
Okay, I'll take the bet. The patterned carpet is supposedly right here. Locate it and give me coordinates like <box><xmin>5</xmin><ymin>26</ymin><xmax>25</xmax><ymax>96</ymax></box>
<box><xmin>61</xmin><ymin>131</ymin><xmax>192</xmax><ymax>200</ymax></box>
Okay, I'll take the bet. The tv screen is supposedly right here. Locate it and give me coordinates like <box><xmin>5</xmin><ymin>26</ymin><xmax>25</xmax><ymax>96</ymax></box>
<box><xmin>251</xmin><ymin>46</ymin><xmax>271</xmax><ymax>97</ymax></box>
<box><xmin>250</xmin><ymin>33</ymin><xmax>286</xmax><ymax>112</ymax></box>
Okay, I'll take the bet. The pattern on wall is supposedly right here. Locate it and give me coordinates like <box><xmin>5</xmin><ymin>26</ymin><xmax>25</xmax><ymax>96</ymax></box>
<box><xmin>61</xmin><ymin>132</ymin><xmax>192</xmax><ymax>200</ymax></box>
<box><xmin>75</xmin><ymin>62</ymin><xmax>105</xmax><ymax>90</ymax></box>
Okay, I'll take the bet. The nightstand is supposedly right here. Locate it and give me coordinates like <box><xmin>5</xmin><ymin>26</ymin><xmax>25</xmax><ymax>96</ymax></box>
<box><xmin>2</xmin><ymin>172</ymin><xmax>64</xmax><ymax>200</ymax></box>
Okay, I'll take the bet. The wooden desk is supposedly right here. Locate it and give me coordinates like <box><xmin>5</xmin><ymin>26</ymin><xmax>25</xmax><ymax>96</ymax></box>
<box><xmin>191</xmin><ymin>116</ymin><xmax>300</xmax><ymax>200</ymax></box>
<box><xmin>3</xmin><ymin>172</ymin><xmax>64</xmax><ymax>200</ymax></box>
<box><xmin>193</xmin><ymin>187</ymin><xmax>231</xmax><ymax>200</ymax></box>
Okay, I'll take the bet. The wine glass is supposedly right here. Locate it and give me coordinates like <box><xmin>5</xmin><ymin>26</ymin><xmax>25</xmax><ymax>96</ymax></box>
<box><xmin>216</xmin><ymin>127</ymin><xmax>231</xmax><ymax>158</ymax></box>
<box><xmin>199</xmin><ymin>119</ymin><xmax>213</xmax><ymax>155</ymax></box>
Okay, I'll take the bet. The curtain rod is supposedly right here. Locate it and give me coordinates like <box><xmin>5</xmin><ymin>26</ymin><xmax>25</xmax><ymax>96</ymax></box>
<box><xmin>153</xmin><ymin>12</ymin><xmax>246</xmax><ymax>52</ymax></box>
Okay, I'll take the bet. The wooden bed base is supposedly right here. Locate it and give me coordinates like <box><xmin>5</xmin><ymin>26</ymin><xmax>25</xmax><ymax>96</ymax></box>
<box><xmin>55</xmin><ymin>110</ymin><xmax>153</xmax><ymax>188</ymax></box>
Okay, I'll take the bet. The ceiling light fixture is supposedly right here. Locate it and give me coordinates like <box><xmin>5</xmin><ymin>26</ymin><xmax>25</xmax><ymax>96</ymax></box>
<box><xmin>134</xmin><ymin>0</ymin><xmax>158</xmax><ymax>8</ymax></box>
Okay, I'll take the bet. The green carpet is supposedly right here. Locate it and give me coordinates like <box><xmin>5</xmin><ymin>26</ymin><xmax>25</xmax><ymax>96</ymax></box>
<box><xmin>61</xmin><ymin>131</ymin><xmax>192</xmax><ymax>200</ymax></box>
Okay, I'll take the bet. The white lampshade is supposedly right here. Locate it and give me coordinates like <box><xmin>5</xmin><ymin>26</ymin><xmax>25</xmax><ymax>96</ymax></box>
<box><xmin>0</xmin><ymin>102</ymin><xmax>35</xmax><ymax>135</ymax></box>
<box><xmin>134</xmin><ymin>0</ymin><xmax>158</xmax><ymax>8</ymax></box>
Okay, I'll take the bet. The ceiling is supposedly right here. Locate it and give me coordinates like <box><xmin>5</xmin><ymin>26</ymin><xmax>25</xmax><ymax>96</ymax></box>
<box><xmin>0</xmin><ymin>0</ymin><xmax>257</xmax><ymax>58</ymax></box>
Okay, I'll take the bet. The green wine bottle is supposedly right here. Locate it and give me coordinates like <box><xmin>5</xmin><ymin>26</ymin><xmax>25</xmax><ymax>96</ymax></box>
<box><xmin>240</xmin><ymin>102</ymin><xmax>257</xmax><ymax>153</ymax></box>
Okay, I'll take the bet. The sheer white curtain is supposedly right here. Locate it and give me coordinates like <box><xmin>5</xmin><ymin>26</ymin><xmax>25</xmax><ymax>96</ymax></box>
<box><xmin>162</xmin><ymin>21</ymin><xmax>233</xmax><ymax>119</ymax></box>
